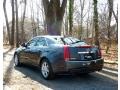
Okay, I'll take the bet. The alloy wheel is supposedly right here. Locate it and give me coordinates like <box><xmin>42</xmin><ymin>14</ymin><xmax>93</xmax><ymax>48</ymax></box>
<box><xmin>41</xmin><ymin>61</ymin><xmax>49</xmax><ymax>78</ymax></box>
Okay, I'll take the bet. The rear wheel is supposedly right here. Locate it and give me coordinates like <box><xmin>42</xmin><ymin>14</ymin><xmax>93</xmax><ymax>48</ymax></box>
<box><xmin>14</xmin><ymin>54</ymin><xmax>21</xmax><ymax>67</ymax></box>
<box><xmin>41</xmin><ymin>59</ymin><xmax>54</xmax><ymax>80</ymax></box>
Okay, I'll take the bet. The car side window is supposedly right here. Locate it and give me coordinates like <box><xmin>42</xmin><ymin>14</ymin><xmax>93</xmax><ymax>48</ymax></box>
<box><xmin>27</xmin><ymin>39</ymin><xmax>37</xmax><ymax>47</ymax></box>
<box><xmin>36</xmin><ymin>37</ymin><xmax>47</xmax><ymax>46</ymax></box>
<box><xmin>46</xmin><ymin>38</ymin><xmax>55</xmax><ymax>45</ymax></box>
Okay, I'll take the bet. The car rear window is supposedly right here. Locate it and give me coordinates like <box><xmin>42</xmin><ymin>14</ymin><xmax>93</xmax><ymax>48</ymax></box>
<box><xmin>49</xmin><ymin>37</ymin><xmax>87</xmax><ymax>46</ymax></box>
<box><xmin>63</xmin><ymin>37</ymin><xmax>87</xmax><ymax>46</ymax></box>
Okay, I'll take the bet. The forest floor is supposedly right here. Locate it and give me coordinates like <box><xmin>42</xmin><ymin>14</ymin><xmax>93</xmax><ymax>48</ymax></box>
<box><xmin>101</xmin><ymin>43</ymin><xmax>118</xmax><ymax>70</ymax></box>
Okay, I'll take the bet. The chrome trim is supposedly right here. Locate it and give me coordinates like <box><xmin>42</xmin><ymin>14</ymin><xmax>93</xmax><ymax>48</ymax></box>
<box><xmin>78</xmin><ymin>52</ymin><xmax>89</xmax><ymax>54</ymax></box>
<box><xmin>66</xmin><ymin>58</ymin><xmax>103</xmax><ymax>63</ymax></box>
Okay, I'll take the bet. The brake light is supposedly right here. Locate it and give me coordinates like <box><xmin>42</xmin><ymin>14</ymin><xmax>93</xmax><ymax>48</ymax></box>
<box><xmin>64</xmin><ymin>45</ymin><xmax>70</xmax><ymax>61</ymax></box>
<box><xmin>98</xmin><ymin>49</ymin><xmax>102</xmax><ymax>57</ymax></box>
<box><xmin>77</xmin><ymin>45</ymin><xmax>92</xmax><ymax>48</ymax></box>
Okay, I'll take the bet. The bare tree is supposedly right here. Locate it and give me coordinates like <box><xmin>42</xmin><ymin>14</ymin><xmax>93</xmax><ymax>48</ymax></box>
<box><xmin>79</xmin><ymin>0</ymin><xmax>85</xmax><ymax>39</ymax></box>
<box><xmin>93</xmin><ymin>0</ymin><xmax>99</xmax><ymax>47</ymax></box>
<box><xmin>64</xmin><ymin>7</ymin><xmax>68</xmax><ymax>35</ymax></box>
<box><xmin>3</xmin><ymin>0</ymin><xmax>11</xmax><ymax>44</ymax></box>
<box><xmin>42</xmin><ymin>0</ymin><xmax>67</xmax><ymax>35</ymax></box>
<box><xmin>69</xmin><ymin>0</ymin><xmax>74</xmax><ymax>35</ymax></box>
<box><xmin>112</xmin><ymin>5</ymin><xmax>118</xmax><ymax>25</ymax></box>
<box><xmin>106</xmin><ymin>0</ymin><xmax>113</xmax><ymax>53</ymax></box>
<box><xmin>98</xmin><ymin>3</ymin><xmax>108</xmax><ymax>41</ymax></box>
<box><xmin>112</xmin><ymin>4</ymin><xmax>118</xmax><ymax>43</ymax></box>
<box><xmin>11</xmin><ymin>0</ymin><xmax>15</xmax><ymax>46</ymax></box>
<box><xmin>86</xmin><ymin>1</ymin><xmax>91</xmax><ymax>38</ymax></box>
<box><xmin>15</xmin><ymin>0</ymin><xmax>19</xmax><ymax>47</ymax></box>
<box><xmin>41</xmin><ymin>1</ymin><xmax>47</xmax><ymax>34</ymax></box>
<box><xmin>36</xmin><ymin>0</ymin><xmax>40</xmax><ymax>34</ymax></box>
<box><xmin>21</xmin><ymin>0</ymin><xmax>27</xmax><ymax>43</ymax></box>
<box><xmin>30</xmin><ymin>0</ymin><xmax>37</xmax><ymax>37</ymax></box>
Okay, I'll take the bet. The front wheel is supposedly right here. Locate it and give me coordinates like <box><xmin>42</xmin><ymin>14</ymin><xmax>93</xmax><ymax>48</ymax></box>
<box><xmin>14</xmin><ymin>54</ymin><xmax>21</xmax><ymax>67</ymax></box>
<box><xmin>41</xmin><ymin>59</ymin><xmax>54</xmax><ymax>80</ymax></box>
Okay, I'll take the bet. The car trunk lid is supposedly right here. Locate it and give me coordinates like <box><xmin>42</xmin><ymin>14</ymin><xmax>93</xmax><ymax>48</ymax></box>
<box><xmin>64</xmin><ymin>45</ymin><xmax>101</xmax><ymax>61</ymax></box>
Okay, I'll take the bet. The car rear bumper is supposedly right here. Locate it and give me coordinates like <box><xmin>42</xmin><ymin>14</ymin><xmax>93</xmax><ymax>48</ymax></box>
<box><xmin>65</xmin><ymin>58</ymin><xmax>104</xmax><ymax>73</ymax></box>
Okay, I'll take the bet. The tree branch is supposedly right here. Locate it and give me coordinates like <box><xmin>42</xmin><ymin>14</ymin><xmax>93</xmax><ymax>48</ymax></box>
<box><xmin>112</xmin><ymin>10</ymin><xmax>118</xmax><ymax>23</ymax></box>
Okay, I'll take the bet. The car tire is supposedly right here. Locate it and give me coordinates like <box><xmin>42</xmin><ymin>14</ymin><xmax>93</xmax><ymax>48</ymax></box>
<box><xmin>14</xmin><ymin>54</ymin><xmax>21</xmax><ymax>67</ymax></box>
<box><xmin>41</xmin><ymin>59</ymin><xmax>55</xmax><ymax>80</ymax></box>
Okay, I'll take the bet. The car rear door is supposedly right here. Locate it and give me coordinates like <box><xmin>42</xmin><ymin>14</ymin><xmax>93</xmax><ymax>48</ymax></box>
<box><xmin>30</xmin><ymin>37</ymin><xmax>48</xmax><ymax>66</ymax></box>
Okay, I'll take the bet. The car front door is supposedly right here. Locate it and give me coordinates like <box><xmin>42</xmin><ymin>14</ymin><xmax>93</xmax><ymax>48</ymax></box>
<box><xmin>20</xmin><ymin>37</ymin><xmax>48</xmax><ymax>66</ymax></box>
<box><xmin>19</xmin><ymin>38</ymin><xmax>37</xmax><ymax>65</ymax></box>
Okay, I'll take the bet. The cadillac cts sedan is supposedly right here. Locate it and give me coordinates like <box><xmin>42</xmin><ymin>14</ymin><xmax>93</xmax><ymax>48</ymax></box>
<box><xmin>14</xmin><ymin>35</ymin><xmax>104</xmax><ymax>79</ymax></box>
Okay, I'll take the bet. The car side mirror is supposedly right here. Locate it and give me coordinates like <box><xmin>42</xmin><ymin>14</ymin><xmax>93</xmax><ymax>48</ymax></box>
<box><xmin>21</xmin><ymin>43</ymin><xmax>27</xmax><ymax>47</ymax></box>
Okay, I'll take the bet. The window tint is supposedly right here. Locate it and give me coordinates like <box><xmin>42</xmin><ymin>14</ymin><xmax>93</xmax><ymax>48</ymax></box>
<box><xmin>68</xmin><ymin>37</ymin><xmax>80</xmax><ymax>42</ymax></box>
<box><xmin>46</xmin><ymin>38</ymin><xmax>55</xmax><ymax>45</ymax></box>
<box><xmin>36</xmin><ymin>37</ymin><xmax>47</xmax><ymax>46</ymax></box>
<box><xmin>53</xmin><ymin>38</ymin><xmax>64</xmax><ymax>44</ymax></box>
<box><xmin>27</xmin><ymin>39</ymin><xmax>37</xmax><ymax>46</ymax></box>
<box><xmin>63</xmin><ymin>37</ymin><xmax>87</xmax><ymax>45</ymax></box>
<box><xmin>47</xmin><ymin>37</ymin><xmax>64</xmax><ymax>44</ymax></box>
<box><xmin>63</xmin><ymin>38</ymin><xmax>73</xmax><ymax>44</ymax></box>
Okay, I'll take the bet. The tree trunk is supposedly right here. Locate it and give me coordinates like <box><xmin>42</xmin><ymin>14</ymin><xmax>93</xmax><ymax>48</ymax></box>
<box><xmin>11</xmin><ymin>0</ymin><xmax>15</xmax><ymax>46</ymax></box>
<box><xmin>3</xmin><ymin>0</ymin><xmax>11</xmax><ymax>44</ymax></box>
<box><xmin>93</xmin><ymin>0</ymin><xmax>99</xmax><ymax>47</ymax></box>
<box><xmin>15</xmin><ymin>0</ymin><xmax>19</xmax><ymax>47</ymax></box>
<box><xmin>42</xmin><ymin>0</ymin><xmax>67</xmax><ymax>35</ymax></box>
<box><xmin>78</xmin><ymin>0</ymin><xmax>85</xmax><ymax>40</ymax></box>
<box><xmin>112</xmin><ymin>5</ymin><xmax>118</xmax><ymax>43</ymax></box>
<box><xmin>46</xmin><ymin>19</ymin><xmax>62</xmax><ymax>35</ymax></box>
<box><xmin>69</xmin><ymin>0</ymin><xmax>74</xmax><ymax>36</ymax></box>
<box><xmin>65</xmin><ymin>8</ymin><xmax>68</xmax><ymax>35</ymax></box>
<box><xmin>21</xmin><ymin>0</ymin><xmax>26</xmax><ymax>43</ymax></box>
<box><xmin>106</xmin><ymin>0</ymin><xmax>113</xmax><ymax>53</ymax></box>
<box><xmin>86</xmin><ymin>1</ymin><xmax>90</xmax><ymax>38</ymax></box>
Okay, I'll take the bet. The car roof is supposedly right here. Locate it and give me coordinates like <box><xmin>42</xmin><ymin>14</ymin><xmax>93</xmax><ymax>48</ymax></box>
<box><xmin>34</xmin><ymin>35</ymin><xmax>63</xmax><ymax>39</ymax></box>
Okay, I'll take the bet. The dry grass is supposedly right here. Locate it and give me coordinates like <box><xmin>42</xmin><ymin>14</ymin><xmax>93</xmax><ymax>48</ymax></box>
<box><xmin>101</xmin><ymin>43</ymin><xmax>118</xmax><ymax>61</ymax></box>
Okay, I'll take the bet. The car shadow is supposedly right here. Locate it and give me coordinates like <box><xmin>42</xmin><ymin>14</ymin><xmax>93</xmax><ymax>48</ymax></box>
<box><xmin>14</xmin><ymin>64</ymin><xmax>118</xmax><ymax>90</ymax></box>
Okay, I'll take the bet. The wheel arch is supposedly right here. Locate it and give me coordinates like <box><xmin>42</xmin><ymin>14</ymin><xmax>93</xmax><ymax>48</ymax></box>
<box><xmin>14</xmin><ymin>52</ymin><xmax>18</xmax><ymax>57</ymax></box>
<box><xmin>39</xmin><ymin>57</ymin><xmax>49</xmax><ymax>67</ymax></box>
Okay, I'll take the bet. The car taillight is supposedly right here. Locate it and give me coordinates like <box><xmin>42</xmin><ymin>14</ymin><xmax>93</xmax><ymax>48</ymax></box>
<box><xmin>77</xmin><ymin>45</ymin><xmax>92</xmax><ymax>48</ymax></box>
<box><xmin>98</xmin><ymin>49</ymin><xmax>102</xmax><ymax>57</ymax></box>
<box><xmin>64</xmin><ymin>45</ymin><xmax>70</xmax><ymax>61</ymax></box>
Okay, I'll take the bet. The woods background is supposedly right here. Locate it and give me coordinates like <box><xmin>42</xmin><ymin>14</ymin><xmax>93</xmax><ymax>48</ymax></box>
<box><xmin>3</xmin><ymin>0</ymin><xmax>118</xmax><ymax>55</ymax></box>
